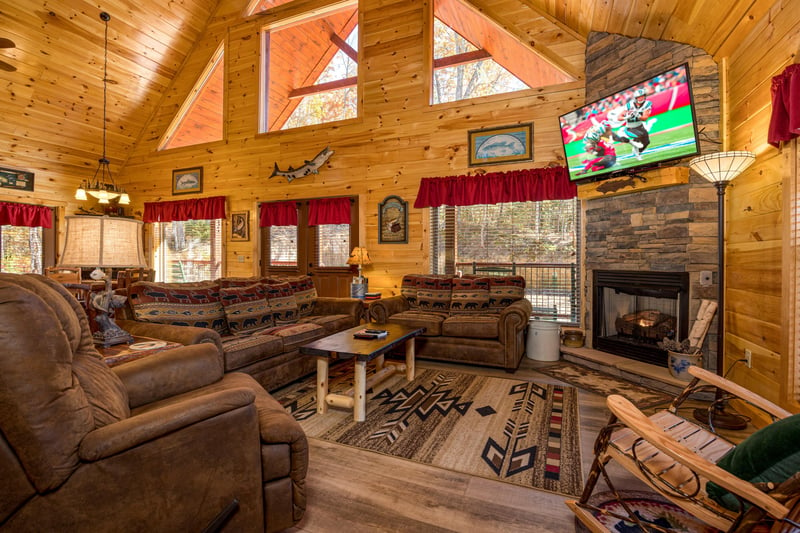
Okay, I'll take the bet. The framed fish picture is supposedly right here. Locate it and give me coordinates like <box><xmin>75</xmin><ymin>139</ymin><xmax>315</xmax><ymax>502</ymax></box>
<box><xmin>468</xmin><ymin>123</ymin><xmax>533</xmax><ymax>167</ymax></box>
<box><xmin>172</xmin><ymin>166</ymin><xmax>203</xmax><ymax>195</ymax></box>
<box><xmin>378</xmin><ymin>195</ymin><xmax>407</xmax><ymax>244</ymax></box>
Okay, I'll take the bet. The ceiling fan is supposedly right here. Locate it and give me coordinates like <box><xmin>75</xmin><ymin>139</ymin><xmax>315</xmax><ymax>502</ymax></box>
<box><xmin>0</xmin><ymin>37</ymin><xmax>17</xmax><ymax>72</ymax></box>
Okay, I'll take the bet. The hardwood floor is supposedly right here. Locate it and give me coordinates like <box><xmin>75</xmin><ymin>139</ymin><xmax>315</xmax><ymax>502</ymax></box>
<box><xmin>286</xmin><ymin>357</ymin><xmax>654</xmax><ymax>533</ymax></box>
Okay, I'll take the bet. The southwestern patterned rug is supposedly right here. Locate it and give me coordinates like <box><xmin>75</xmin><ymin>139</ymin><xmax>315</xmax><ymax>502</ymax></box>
<box><xmin>275</xmin><ymin>364</ymin><xmax>583</xmax><ymax>497</ymax></box>
<box><xmin>535</xmin><ymin>361</ymin><xmax>672</xmax><ymax>409</ymax></box>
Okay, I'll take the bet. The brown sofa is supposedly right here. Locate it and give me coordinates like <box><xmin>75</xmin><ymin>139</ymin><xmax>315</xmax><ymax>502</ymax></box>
<box><xmin>369</xmin><ymin>274</ymin><xmax>532</xmax><ymax>372</ymax></box>
<box><xmin>0</xmin><ymin>274</ymin><xmax>307</xmax><ymax>532</ymax></box>
<box><xmin>116</xmin><ymin>276</ymin><xmax>362</xmax><ymax>391</ymax></box>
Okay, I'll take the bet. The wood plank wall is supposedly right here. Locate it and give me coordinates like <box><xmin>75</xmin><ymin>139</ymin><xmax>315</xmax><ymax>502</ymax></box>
<box><xmin>725</xmin><ymin>2</ymin><xmax>800</xmax><ymax>409</ymax></box>
<box><xmin>115</xmin><ymin>0</ymin><xmax>585</xmax><ymax>292</ymax></box>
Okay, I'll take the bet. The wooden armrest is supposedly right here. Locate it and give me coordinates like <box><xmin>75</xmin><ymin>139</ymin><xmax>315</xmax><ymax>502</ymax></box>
<box><xmin>688</xmin><ymin>366</ymin><xmax>793</xmax><ymax>420</ymax></box>
<box><xmin>607</xmin><ymin>394</ymin><xmax>791</xmax><ymax>519</ymax></box>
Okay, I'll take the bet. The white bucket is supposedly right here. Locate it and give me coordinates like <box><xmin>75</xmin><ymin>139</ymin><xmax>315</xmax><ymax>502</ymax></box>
<box><xmin>526</xmin><ymin>320</ymin><xmax>561</xmax><ymax>361</ymax></box>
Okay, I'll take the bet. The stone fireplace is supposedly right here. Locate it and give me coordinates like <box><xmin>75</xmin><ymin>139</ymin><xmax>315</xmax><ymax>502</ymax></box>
<box><xmin>580</xmin><ymin>33</ymin><xmax>722</xmax><ymax>373</ymax></box>
<box><xmin>592</xmin><ymin>270</ymin><xmax>689</xmax><ymax>367</ymax></box>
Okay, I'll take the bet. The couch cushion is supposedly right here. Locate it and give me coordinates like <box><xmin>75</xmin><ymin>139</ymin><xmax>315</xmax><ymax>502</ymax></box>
<box><xmin>220</xmin><ymin>284</ymin><xmax>274</xmax><ymax>334</ymax></box>
<box><xmin>487</xmin><ymin>276</ymin><xmax>526</xmax><ymax>312</ymax></box>
<box><xmin>264</xmin><ymin>282</ymin><xmax>299</xmax><ymax>325</ymax></box>
<box><xmin>416</xmin><ymin>277</ymin><xmax>452</xmax><ymax>314</ymax></box>
<box><xmin>442</xmin><ymin>315</ymin><xmax>499</xmax><ymax>339</ymax></box>
<box><xmin>254</xmin><ymin>322</ymin><xmax>325</xmax><ymax>352</ymax></box>
<box><xmin>285</xmin><ymin>275</ymin><xmax>317</xmax><ymax>317</ymax></box>
<box><xmin>220</xmin><ymin>333</ymin><xmax>285</xmax><ymax>371</ymax></box>
<box><xmin>450</xmin><ymin>277</ymin><xmax>490</xmax><ymax>314</ymax></box>
<box><xmin>298</xmin><ymin>314</ymin><xmax>353</xmax><ymax>335</ymax></box>
<box><xmin>387</xmin><ymin>310</ymin><xmax>446</xmax><ymax>336</ymax></box>
<box><xmin>706</xmin><ymin>413</ymin><xmax>800</xmax><ymax>511</ymax></box>
<box><xmin>128</xmin><ymin>282</ymin><xmax>228</xmax><ymax>335</ymax></box>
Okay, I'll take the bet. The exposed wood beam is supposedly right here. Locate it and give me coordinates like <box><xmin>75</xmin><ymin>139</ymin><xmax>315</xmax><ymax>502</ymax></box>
<box><xmin>433</xmin><ymin>49</ymin><xmax>491</xmax><ymax>69</ymax></box>
<box><xmin>288</xmin><ymin>76</ymin><xmax>357</xmax><ymax>99</ymax></box>
<box><xmin>330</xmin><ymin>32</ymin><xmax>357</xmax><ymax>62</ymax></box>
<box><xmin>459</xmin><ymin>0</ymin><xmax>583</xmax><ymax>81</ymax></box>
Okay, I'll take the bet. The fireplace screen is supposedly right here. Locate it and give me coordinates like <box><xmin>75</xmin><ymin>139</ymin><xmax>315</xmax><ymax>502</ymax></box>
<box><xmin>593</xmin><ymin>270</ymin><xmax>689</xmax><ymax>366</ymax></box>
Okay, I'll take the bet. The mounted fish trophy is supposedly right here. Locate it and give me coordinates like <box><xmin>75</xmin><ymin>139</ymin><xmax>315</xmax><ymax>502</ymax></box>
<box><xmin>269</xmin><ymin>147</ymin><xmax>335</xmax><ymax>182</ymax></box>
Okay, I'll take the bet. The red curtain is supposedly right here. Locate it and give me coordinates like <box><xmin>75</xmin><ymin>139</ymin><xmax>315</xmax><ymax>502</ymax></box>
<box><xmin>308</xmin><ymin>197</ymin><xmax>351</xmax><ymax>226</ymax></box>
<box><xmin>768</xmin><ymin>63</ymin><xmax>800</xmax><ymax>147</ymax></box>
<box><xmin>0</xmin><ymin>202</ymin><xmax>52</xmax><ymax>228</ymax></box>
<box><xmin>259</xmin><ymin>201</ymin><xmax>298</xmax><ymax>227</ymax></box>
<box><xmin>143</xmin><ymin>196</ymin><xmax>226</xmax><ymax>223</ymax></box>
<box><xmin>413</xmin><ymin>167</ymin><xmax>576</xmax><ymax>208</ymax></box>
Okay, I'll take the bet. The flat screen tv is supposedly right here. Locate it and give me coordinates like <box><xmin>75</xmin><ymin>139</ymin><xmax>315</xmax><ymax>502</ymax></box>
<box><xmin>559</xmin><ymin>63</ymin><xmax>701</xmax><ymax>183</ymax></box>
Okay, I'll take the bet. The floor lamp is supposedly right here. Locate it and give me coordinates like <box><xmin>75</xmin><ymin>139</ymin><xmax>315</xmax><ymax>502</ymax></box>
<box><xmin>689</xmin><ymin>151</ymin><xmax>756</xmax><ymax>430</ymax></box>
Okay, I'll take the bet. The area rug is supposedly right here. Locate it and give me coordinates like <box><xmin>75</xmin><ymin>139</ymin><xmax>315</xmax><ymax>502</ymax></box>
<box><xmin>535</xmin><ymin>361</ymin><xmax>672</xmax><ymax>409</ymax></box>
<box><xmin>573</xmin><ymin>490</ymin><xmax>717</xmax><ymax>533</ymax></box>
<box><xmin>275</xmin><ymin>364</ymin><xmax>583</xmax><ymax>497</ymax></box>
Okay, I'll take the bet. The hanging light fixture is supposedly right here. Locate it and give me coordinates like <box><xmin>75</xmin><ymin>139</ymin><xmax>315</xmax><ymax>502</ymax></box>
<box><xmin>75</xmin><ymin>11</ymin><xmax>130</xmax><ymax>206</ymax></box>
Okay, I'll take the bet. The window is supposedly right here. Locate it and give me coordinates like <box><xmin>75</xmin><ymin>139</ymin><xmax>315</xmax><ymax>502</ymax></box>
<box><xmin>152</xmin><ymin>219</ymin><xmax>223</xmax><ymax>282</ymax></box>
<box><xmin>431</xmin><ymin>0</ymin><xmax>574</xmax><ymax>105</ymax></box>
<box><xmin>260</xmin><ymin>3</ymin><xmax>359</xmax><ymax>132</ymax></box>
<box><xmin>269</xmin><ymin>225</ymin><xmax>297</xmax><ymax>267</ymax></box>
<box><xmin>430</xmin><ymin>199</ymin><xmax>580</xmax><ymax>323</ymax></box>
<box><xmin>316</xmin><ymin>224</ymin><xmax>350</xmax><ymax>267</ymax></box>
<box><xmin>1</xmin><ymin>225</ymin><xmax>44</xmax><ymax>273</ymax></box>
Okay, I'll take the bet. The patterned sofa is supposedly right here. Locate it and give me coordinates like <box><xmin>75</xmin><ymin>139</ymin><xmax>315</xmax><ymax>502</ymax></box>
<box><xmin>116</xmin><ymin>276</ymin><xmax>362</xmax><ymax>391</ymax></box>
<box><xmin>369</xmin><ymin>274</ymin><xmax>533</xmax><ymax>372</ymax></box>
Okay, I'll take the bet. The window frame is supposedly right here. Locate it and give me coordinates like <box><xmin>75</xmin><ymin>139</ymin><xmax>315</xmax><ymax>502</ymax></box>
<box><xmin>151</xmin><ymin>218</ymin><xmax>224</xmax><ymax>283</ymax></box>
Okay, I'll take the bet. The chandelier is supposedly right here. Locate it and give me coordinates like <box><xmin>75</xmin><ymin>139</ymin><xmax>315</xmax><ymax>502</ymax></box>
<box><xmin>75</xmin><ymin>12</ymin><xmax>130</xmax><ymax>206</ymax></box>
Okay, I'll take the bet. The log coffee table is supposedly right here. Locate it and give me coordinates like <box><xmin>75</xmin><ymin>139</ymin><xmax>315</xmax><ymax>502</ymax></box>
<box><xmin>299</xmin><ymin>323</ymin><xmax>425</xmax><ymax>422</ymax></box>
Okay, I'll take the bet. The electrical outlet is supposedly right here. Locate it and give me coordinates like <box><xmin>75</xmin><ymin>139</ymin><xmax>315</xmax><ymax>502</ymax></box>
<box><xmin>700</xmin><ymin>270</ymin><xmax>713</xmax><ymax>286</ymax></box>
<box><xmin>744</xmin><ymin>349</ymin><xmax>752</xmax><ymax>368</ymax></box>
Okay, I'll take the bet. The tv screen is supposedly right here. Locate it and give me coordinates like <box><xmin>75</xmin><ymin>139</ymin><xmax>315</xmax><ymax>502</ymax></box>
<box><xmin>559</xmin><ymin>63</ymin><xmax>701</xmax><ymax>183</ymax></box>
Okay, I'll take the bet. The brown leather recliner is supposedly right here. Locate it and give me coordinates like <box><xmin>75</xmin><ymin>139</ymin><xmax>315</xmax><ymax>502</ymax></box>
<box><xmin>0</xmin><ymin>274</ymin><xmax>308</xmax><ymax>532</ymax></box>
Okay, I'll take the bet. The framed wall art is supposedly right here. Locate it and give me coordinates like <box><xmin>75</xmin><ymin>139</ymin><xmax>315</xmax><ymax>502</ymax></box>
<box><xmin>378</xmin><ymin>195</ymin><xmax>407</xmax><ymax>244</ymax></box>
<box><xmin>231</xmin><ymin>211</ymin><xmax>249</xmax><ymax>241</ymax></box>
<box><xmin>0</xmin><ymin>167</ymin><xmax>34</xmax><ymax>192</ymax></box>
<box><xmin>172</xmin><ymin>166</ymin><xmax>203</xmax><ymax>195</ymax></box>
<box><xmin>468</xmin><ymin>123</ymin><xmax>533</xmax><ymax>167</ymax></box>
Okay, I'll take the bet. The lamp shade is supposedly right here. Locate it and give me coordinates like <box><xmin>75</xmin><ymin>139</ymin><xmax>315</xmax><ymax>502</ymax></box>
<box><xmin>59</xmin><ymin>216</ymin><xmax>147</xmax><ymax>268</ymax></box>
<box><xmin>689</xmin><ymin>151</ymin><xmax>756</xmax><ymax>184</ymax></box>
<box><xmin>346</xmin><ymin>247</ymin><xmax>372</xmax><ymax>266</ymax></box>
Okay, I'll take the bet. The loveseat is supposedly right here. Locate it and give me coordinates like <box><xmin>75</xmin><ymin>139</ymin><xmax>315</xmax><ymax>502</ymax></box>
<box><xmin>0</xmin><ymin>274</ymin><xmax>307</xmax><ymax>532</ymax></box>
<box><xmin>116</xmin><ymin>276</ymin><xmax>362</xmax><ymax>391</ymax></box>
<box><xmin>369</xmin><ymin>274</ymin><xmax>533</xmax><ymax>372</ymax></box>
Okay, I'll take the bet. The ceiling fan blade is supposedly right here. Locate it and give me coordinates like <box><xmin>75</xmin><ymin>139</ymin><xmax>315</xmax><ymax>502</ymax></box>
<box><xmin>0</xmin><ymin>38</ymin><xmax>15</xmax><ymax>49</ymax></box>
<box><xmin>0</xmin><ymin>60</ymin><xmax>16</xmax><ymax>72</ymax></box>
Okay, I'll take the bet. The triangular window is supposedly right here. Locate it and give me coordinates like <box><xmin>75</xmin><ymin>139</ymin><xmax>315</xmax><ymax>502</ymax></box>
<box><xmin>432</xmin><ymin>0</ymin><xmax>574</xmax><ymax>104</ymax></box>
<box><xmin>260</xmin><ymin>2</ymin><xmax>359</xmax><ymax>133</ymax></box>
<box><xmin>159</xmin><ymin>43</ymin><xmax>224</xmax><ymax>150</ymax></box>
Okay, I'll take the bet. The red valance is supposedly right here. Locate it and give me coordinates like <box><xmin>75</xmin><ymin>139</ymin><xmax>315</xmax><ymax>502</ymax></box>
<box><xmin>414</xmin><ymin>167</ymin><xmax>576</xmax><ymax>208</ymax></box>
<box><xmin>769</xmin><ymin>63</ymin><xmax>800</xmax><ymax>147</ymax></box>
<box><xmin>0</xmin><ymin>202</ymin><xmax>52</xmax><ymax>228</ymax></box>
<box><xmin>308</xmin><ymin>197</ymin><xmax>351</xmax><ymax>226</ymax></box>
<box><xmin>143</xmin><ymin>196</ymin><xmax>226</xmax><ymax>223</ymax></box>
<box><xmin>259</xmin><ymin>201</ymin><xmax>298</xmax><ymax>227</ymax></box>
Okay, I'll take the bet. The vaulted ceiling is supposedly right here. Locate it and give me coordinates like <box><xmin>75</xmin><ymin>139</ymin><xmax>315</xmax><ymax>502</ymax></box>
<box><xmin>0</xmin><ymin>0</ymin><xmax>775</xmax><ymax>195</ymax></box>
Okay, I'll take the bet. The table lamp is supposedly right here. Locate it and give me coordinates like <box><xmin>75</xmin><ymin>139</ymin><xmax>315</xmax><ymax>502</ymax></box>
<box><xmin>347</xmin><ymin>246</ymin><xmax>371</xmax><ymax>298</ymax></box>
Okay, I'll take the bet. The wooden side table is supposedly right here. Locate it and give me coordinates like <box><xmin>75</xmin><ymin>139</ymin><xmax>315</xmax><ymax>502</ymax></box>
<box><xmin>96</xmin><ymin>336</ymin><xmax>182</xmax><ymax>367</ymax></box>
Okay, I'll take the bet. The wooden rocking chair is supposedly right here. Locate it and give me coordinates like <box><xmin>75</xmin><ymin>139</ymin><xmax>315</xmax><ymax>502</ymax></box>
<box><xmin>568</xmin><ymin>365</ymin><xmax>800</xmax><ymax>533</ymax></box>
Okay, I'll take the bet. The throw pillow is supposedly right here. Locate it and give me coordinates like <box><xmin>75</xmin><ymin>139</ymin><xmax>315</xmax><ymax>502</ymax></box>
<box><xmin>450</xmin><ymin>277</ymin><xmax>490</xmax><ymax>314</ymax></box>
<box><xmin>415</xmin><ymin>277</ymin><xmax>452</xmax><ymax>314</ymax></box>
<box><xmin>400</xmin><ymin>275</ymin><xmax>420</xmax><ymax>309</ymax></box>
<box><xmin>706</xmin><ymin>413</ymin><xmax>800</xmax><ymax>511</ymax></box>
<box><xmin>285</xmin><ymin>275</ymin><xmax>317</xmax><ymax>317</ymax></box>
<box><xmin>219</xmin><ymin>284</ymin><xmax>273</xmax><ymax>334</ymax></box>
<box><xmin>128</xmin><ymin>282</ymin><xmax>228</xmax><ymax>335</ymax></box>
<box><xmin>264</xmin><ymin>281</ymin><xmax>299</xmax><ymax>325</ymax></box>
<box><xmin>487</xmin><ymin>276</ymin><xmax>526</xmax><ymax>312</ymax></box>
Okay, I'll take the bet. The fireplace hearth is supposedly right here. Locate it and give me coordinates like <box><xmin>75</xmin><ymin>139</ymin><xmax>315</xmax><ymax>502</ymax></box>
<box><xmin>592</xmin><ymin>270</ymin><xmax>690</xmax><ymax>367</ymax></box>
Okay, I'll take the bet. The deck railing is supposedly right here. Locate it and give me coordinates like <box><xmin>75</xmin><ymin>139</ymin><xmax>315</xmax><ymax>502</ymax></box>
<box><xmin>457</xmin><ymin>262</ymin><xmax>580</xmax><ymax>325</ymax></box>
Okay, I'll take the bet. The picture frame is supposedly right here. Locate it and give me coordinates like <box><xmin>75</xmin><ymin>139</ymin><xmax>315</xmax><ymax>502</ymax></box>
<box><xmin>172</xmin><ymin>166</ymin><xmax>203</xmax><ymax>195</ymax></box>
<box><xmin>0</xmin><ymin>166</ymin><xmax>34</xmax><ymax>192</ymax></box>
<box><xmin>378</xmin><ymin>195</ymin><xmax>408</xmax><ymax>244</ymax></box>
<box><xmin>468</xmin><ymin>123</ymin><xmax>533</xmax><ymax>167</ymax></box>
<box><xmin>230</xmin><ymin>211</ymin><xmax>249</xmax><ymax>241</ymax></box>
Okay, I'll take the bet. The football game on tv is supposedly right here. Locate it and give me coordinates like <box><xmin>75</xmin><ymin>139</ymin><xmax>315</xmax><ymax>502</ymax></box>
<box><xmin>559</xmin><ymin>63</ymin><xmax>701</xmax><ymax>183</ymax></box>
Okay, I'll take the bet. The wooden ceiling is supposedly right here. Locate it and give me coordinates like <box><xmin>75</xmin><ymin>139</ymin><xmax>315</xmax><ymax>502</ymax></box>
<box><xmin>0</xmin><ymin>0</ymin><xmax>776</xmax><ymax>199</ymax></box>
